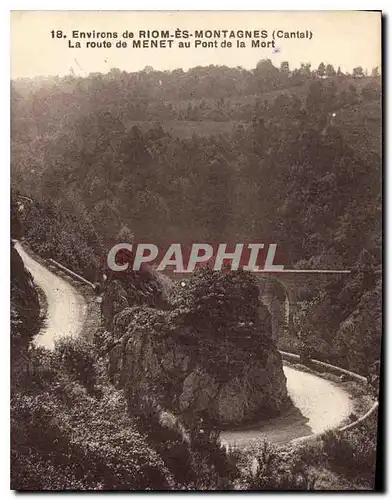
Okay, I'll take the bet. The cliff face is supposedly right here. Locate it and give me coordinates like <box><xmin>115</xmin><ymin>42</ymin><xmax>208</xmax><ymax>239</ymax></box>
<box><xmin>11</xmin><ymin>242</ymin><xmax>40</xmax><ymax>351</ymax></box>
<box><xmin>99</xmin><ymin>269</ymin><xmax>289</xmax><ymax>427</ymax></box>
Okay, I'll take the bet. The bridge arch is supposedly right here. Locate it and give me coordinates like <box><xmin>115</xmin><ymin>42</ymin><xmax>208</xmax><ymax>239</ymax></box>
<box><xmin>256</xmin><ymin>270</ymin><xmax>351</xmax><ymax>340</ymax></box>
<box><xmin>257</xmin><ymin>276</ymin><xmax>294</xmax><ymax>340</ymax></box>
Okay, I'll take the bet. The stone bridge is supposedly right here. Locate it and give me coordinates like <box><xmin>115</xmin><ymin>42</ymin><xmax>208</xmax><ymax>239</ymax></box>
<box><xmin>257</xmin><ymin>270</ymin><xmax>351</xmax><ymax>339</ymax></box>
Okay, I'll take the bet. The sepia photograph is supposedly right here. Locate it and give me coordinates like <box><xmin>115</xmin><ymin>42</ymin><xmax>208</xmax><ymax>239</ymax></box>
<box><xmin>10</xmin><ymin>10</ymin><xmax>382</xmax><ymax>491</ymax></box>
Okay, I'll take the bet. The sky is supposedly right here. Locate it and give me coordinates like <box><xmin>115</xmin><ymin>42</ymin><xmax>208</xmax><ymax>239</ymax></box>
<box><xmin>11</xmin><ymin>11</ymin><xmax>381</xmax><ymax>78</ymax></box>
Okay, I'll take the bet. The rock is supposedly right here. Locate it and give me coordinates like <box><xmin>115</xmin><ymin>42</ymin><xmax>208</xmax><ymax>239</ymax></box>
<box><xmin>103</xmin><ymin>270</ymin><xmax>289</xmax><ymax>427</ymax></box>
<box><xmin>107</xmin><ymin>315</ymin><xmax>289</xmax><ymax>426</ymax></box>
<box><xmin>179</xmin><ymin>370</ymin><xmax>219</xmax><ymax>413</ymax></box>
<box><xmin>217</xmin><ymin>378</ymin><xmax>247</xmax><ymax>424</ymax></box>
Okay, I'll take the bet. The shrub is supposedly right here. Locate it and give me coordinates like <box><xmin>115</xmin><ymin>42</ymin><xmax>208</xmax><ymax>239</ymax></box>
<box><xmin>321</xmin><ymin>417</ymin><xmax>378</xmax><ymax>483</ymax></box>
<box><xmin>11</xmin><ymin>368</ymin><xmax>175</xmax><ymax>490</ymax></box>
<box><xmin>54</xmin><ymin>337</ymin><xmax>98</xmax><ymax>392</ymax></box>
<box><xmin>135</xmin><ymin>402</ymin><xmax>237</xmax><ymax>490</ymax></box>
<box><xmin>240</xmin><ymin>440</ymin><xmax>315</xmax><ymax>491</ymax></box>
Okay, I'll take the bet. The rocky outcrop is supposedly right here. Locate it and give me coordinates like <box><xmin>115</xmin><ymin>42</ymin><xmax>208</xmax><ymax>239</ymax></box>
<box><xmin>100</xmin><ymin>268</ymin><xmax>170</xmax><ymax>329</ymax></box>
<box><xmin>100</xmin><ymin>269</ymin><xmax>289</xmax><ymax>428</ymax></box>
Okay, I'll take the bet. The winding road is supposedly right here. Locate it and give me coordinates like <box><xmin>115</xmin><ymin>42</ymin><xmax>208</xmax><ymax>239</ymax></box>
<box><xmin>15</xmin><ymin>242</ymin><xmax>88</xmax><ymax>350</ymax></box>
<box><xmin>220</xmin><ymin>365</ymin><xmax>353</xmax><ymax>446</ymax></box>
<box><xmin>16</xmin><ymin>243</ymin><xmax>353</xmax><ymax>445</ymax></box>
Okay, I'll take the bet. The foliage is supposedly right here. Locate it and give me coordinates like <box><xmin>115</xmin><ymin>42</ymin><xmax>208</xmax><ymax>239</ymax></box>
<box><xmin>321</xmin><ymin>411</ymin><xmax>378</xmax><ymax>485</ymax></box>
<box><xmin>12</xmin><ymin>63</ymin><xmax>381</xmax><ymax>258</ymax></box>
<box><xmin>239</xmin><ymin>440</ymin><xmax>315</xmax><ymax>490</ymax></box>
<box><xmin>170</xmin><ymin>267</ymin><xmax>262</xmax><ymax>335</ymax></box>
<box><xmin>18</xmin><ymin>197</ymin><xmax>104</xmax><ymax>283</ymax></box>
<box><xmin>11</xmin><ymin>337</ymin><xmax>239</xmax><ymax>491</ymax></box>
<box><xmin>287</xmin><ymin>251</ymin><xmax>381</xmax><ymax>375</ymax></box>
<box><xmin>54</xmin><ymin>337</ymin><xmax>98</xmax><ymax>393</ymax></box>
<box><xmin>135</xmin><ymin>404</ymin><xmax>238</xmax><ymax>490</ymax></box>
<box><xmin>169</xmin><ymin>268</ymin><xmax>273</xmax><ymax>378</ymax></box>
<box><xmin>11</xmin><ymin>343</ymin><xmax>175</xmax><ymax>491</ymax></box>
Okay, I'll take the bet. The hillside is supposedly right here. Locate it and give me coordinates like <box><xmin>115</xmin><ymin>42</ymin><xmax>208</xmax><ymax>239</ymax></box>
<box><xmin>11</xmin><ymin>61</ymin><xmax>381</xmax><ymax>376</ymax></box>
<box><xmin>10</xmin><ymin>59</ymin><xmax>382</xmax><ymax>491</ymax></box>
<box><xmin>334</xmin><ymin>100</ymin><xmax>381</xmax><ymax>159</ymax></box>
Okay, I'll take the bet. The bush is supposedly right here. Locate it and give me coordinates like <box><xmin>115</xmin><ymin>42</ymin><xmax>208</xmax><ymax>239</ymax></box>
<box><xmin>20</xmin><ymin>199</ymin><xmax>104</xmax><ymax>283</ymax></box>
<box><xmin>12</xmin><ymin>337</ymin><xmax>239</xmax><ymax>490</ymax></box>
<box><xmin>240</xmin><ymin>440</ymin><xmax>315</xmax><ymax>491</ymax></box>
<box><xmin>135</xmin><ymin>403</ymin><xmax>238</xmax><ymax>489</ymax></box>
<box><xmin>11</xmin><ymin>365</ymin><xmax>175</xmax><ymax>490</ymax></box>
<box><xmin>321</xmin><ymin>418</ymin><xmax>377</xmax><ymax>483</ymax></box>
<box><xmin>54</xmin><ymin>337</ymin><xmax>98</xmax><ymax>392</ymax></box>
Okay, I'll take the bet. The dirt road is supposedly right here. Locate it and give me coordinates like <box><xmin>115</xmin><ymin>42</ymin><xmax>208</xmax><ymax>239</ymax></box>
<box><xmin>15</xmin><ymin>242</ymin><xmax>87</xmax><ymax>350</ymax></box>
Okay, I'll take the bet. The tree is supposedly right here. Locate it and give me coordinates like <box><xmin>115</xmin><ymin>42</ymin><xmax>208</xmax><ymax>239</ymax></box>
<box><xmin>108</xmin><ymin>67</ymin><xmax>122</xmax><ymax>79</ymax></box>
<box><xmin>353</xmin><ymin>66</ymin><xmax>364</xmax><ymax>78</ymax></box>
<box><xmin>254</xmin><ymin>59</ymin><xmax>280</xmax><ymax>92</ymax></box>
<box><xmin>116</xmin><ymin>225</ymin><xmax>134</xmax><ymax>243</ymax></box>
<box><xmin>362</xmin><ymin>82</ymin><xmax>381</xmax><ymax>101</ymax></box>
<box><xmin>371</xmin><ymin>66</ymin><xmax>380</xmax><ymax>77</ymax></box>
<box><xmin>317</xmin><ymin>62</ymin><xmax>326</xmax><ymax>78</ymax></box>
<box><xmin>300</xmin><ymin>63</ymin><xmax>312</xmax><ymax>77</ymax></box>
<box><xmin>306</xmin><ymin>80</ymin><xmax>323</xmax><ymax>113</ymax></box>
<box><xmin>203</xmin><ymin>155</ymin><xmax>232</xmax><ymax>242</ymax></box>
<box><xmin>280</xmin><ymin>61</ymin><xmax>290</xmax><ymax>73</ymax></box>
<box><xmin>325</xmin><ymin>64</ymin><xmax>336</xmax><ymax>77</ymax></box>
<box><xmin>272</xmin><ymin>93</ymin><xmax>292</xmax><ymax>115</ymax></box>
<box><xmin>347</xmin><ymin>84</ymin><xmax>360</xmax><ymax>105</ymax></box>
